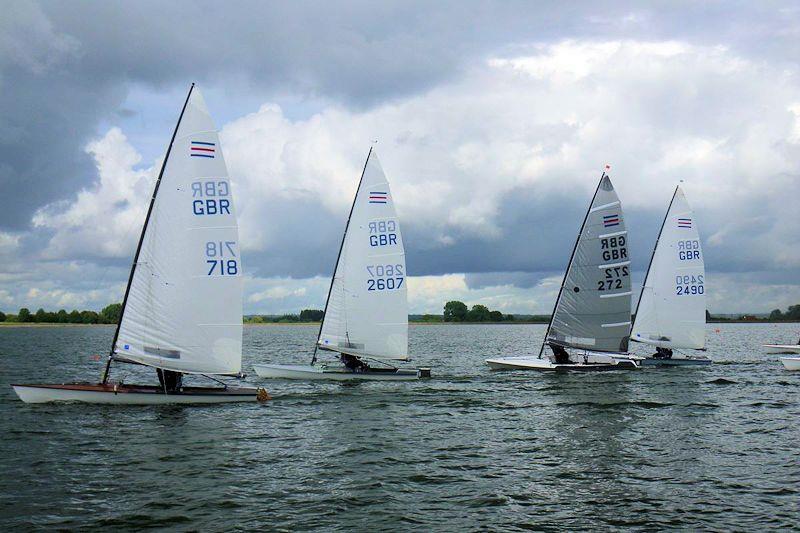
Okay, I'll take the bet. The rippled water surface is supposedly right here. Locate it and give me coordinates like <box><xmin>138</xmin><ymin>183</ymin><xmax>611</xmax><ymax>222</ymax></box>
<box><xmin>1</xmin><ymin>323</ymin><xmax>799</xmax><ymax>530</ymax></box>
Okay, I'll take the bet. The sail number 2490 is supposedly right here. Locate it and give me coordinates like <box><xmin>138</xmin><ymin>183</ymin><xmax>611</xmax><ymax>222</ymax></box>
<box><xmin>366</xmin><ymin>264</ymin><xmax>404</xmax><ymax>291</ymax></box>
<box><xmin>676</xmin><ymin>274</ymin><xmax>703</xmax><ymax>295</ymax></box>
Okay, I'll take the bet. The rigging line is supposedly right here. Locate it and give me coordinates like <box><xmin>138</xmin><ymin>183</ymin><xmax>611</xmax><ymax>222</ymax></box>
<box><xmin>103</xmin><ymin>83</ymin><xmax>196</xmax><ymax>384</ymax></box>
<box><xmin>201</xmin><ymin>374</ymin><xmax>228</xmax><ymax>388</ymax></box>
<box><xmin>312</xmin><ymin>147</ymin><xmax>373</xmax><ymax>366</ymax></box>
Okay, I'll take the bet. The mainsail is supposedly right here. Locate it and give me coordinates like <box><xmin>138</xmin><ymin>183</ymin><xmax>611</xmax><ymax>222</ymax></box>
<box><xmin>317</xmin><ymin>149</ymin><xmax>408</xmax><ymax>361</ymax></box>
<box><xmin>632</xmin><ymin>186</ymin><xmax>705</xmax><ymax>350</ymax></box>
<box><xmin>112</xmin><ymin>85</ymin><xmax>243</xmax><ymax>375</ymax></box>
<box><xmin>543</xmin><ymin>171</ymin><xmax>632</xmax><ymax>354</ymax></box>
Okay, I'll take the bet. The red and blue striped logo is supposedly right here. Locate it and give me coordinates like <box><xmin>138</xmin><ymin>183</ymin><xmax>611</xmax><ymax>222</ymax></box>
<box><xmin>369</xmin><ymin>191</ymin><xmax>388</xmax><ymax>204</ymax></box>
<box><xmin>603</xmin><ymin>214</ymin><xmax>620</xmax><ymax>228</ymax></box>
<box><xmin>678</xmin><ymin>218</ymin><xmax>692</xmax><ymax>228</ymax></box>
<box><xmin>190</xmin><ymin>141</ymin><xmax>216</xmax><ymax>158</ymax></box>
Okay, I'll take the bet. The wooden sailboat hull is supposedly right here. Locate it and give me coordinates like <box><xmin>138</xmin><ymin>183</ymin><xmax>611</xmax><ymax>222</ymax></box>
<box><xmin>252</xmin><ymin>363</ymin><xmax>426</xmax><ymax>381</ymax></box>
<box><xmin>11</xmin><ymin>383</ymin><xmax>270</xmax><ymax>404</ymax></box>
<box><xmin>640</xmin><ymin>356</ymin><xmax>712</xmax><ymax>366</ymax></box>
<box><xmin>485</xmin><ymin>355</ymin><xmax>640</xmax><ymax>371</ymax></box>
<box><xmin>764</xmin><ymin>344</ymin><xmax>800</xmax><ymax>354</ymax></box>
<box><xmin>780</xmin><ymin>357</ymin><xmax>800</xmax><ymax>371</ymax></box>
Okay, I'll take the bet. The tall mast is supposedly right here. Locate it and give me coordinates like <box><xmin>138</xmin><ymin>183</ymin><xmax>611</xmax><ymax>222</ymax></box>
<box><xmin>102</xmin><ymin>83</ymin><xmax>196</xmax><ymax>384</ymax></box>
<box><xmin>311</xmin><ymin>147</ymin><xmax>373</xmax><ymax>365</ymax></box>
<box><xmin>538</xmin><ymin>169</ymin><xmax>608</xmax><ymax>357</ymax></box>
<box><xmin>630</xmin><ymin>185</ymin><xmax>679</xmax><ymax>336</ymax></box>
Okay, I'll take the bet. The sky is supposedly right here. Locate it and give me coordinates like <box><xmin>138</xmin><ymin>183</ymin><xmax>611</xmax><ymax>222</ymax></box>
<box><xmin>1</xmin><ymin>1</ymin><xmax>799</xmax><ymax>315</ymax></box>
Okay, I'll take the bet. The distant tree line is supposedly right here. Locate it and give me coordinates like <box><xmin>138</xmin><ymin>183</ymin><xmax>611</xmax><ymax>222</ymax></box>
<box><xmin>768</xmin><ymin>305</ymin><xmax>800</xmax><ymax>321</ymax></box>
<box><xmin>244</xmin><ymin>309</ymin><xmax>324</xmax><ymax>324</ymax></box>
<box><xmin>442</xmin><ymin>301</ymin><xmax>516</xmax><ymax>322</ymax></box>
<box><xmin>0</xmin><ymin>304</ymin><xmax>122</xmax><ymax>324</ymax></box>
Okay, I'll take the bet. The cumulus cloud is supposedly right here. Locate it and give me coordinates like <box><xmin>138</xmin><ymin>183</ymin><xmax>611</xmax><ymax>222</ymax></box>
<box><xmin>32</xmin><ymin>128</ymin><xmax>156</xmax><ymax>260</ymax></box>
<box><xmin>219</xmin><ymin>39</ymin><xmax>800</xmax><ymax>280</ymax></box>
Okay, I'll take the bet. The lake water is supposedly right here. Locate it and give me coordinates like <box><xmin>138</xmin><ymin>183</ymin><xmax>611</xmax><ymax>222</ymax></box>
<box><xmin>1</xmin><ymin>323</ymin><xmax>798</xmax><ymax>530</ymax></box>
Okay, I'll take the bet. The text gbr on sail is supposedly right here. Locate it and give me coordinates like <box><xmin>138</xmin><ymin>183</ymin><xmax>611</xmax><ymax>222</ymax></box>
<box><xmin>677</xmin><ymin>239</ymin><xmax>701</xmax><ymax>260</ymax></box>
<box><xmin>192</xmin><ymin>180</ymin><xmax>231</xmax><ymax>215</ymax></box>
<box><xmin>600</xmin><ymin>234</ymin><xmax>627</xmax><ymax>261</ymax></box>
<box><xmin>369</xmin><ymin>219</ymin><xmax>397</xmax><ymax>247</ymax></box>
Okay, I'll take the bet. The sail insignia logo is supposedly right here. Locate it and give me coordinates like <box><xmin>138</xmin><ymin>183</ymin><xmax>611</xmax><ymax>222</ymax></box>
<box><xmin>678</xmin><ymin>218</ymin><xmax>692</xmax><ymax>229</ymax></box>
<box><xmin>603</xmin><ymin>214</ymin><xmax>620</xmax><ymax>228</ymax></box>
<box><xmin>369</xmin><ymin>191</ymin><xmax>388</xmax><ymax>204</ymax></box>
<box><xmin>190</xmin><ymin>141</ymin><xmax>216</xmax><ymax>158</ymax></box>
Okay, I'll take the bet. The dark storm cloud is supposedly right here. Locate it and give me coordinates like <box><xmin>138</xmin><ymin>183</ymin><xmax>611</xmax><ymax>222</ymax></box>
<box><xmin>401</xmin><ymin>183</ymin><xmax>662</xmax><ymax>279</ymax></box>
<box><xmin>4</xmin><ymin>0</ymin><xmax>798</xmax><ymax>231</ymax></box>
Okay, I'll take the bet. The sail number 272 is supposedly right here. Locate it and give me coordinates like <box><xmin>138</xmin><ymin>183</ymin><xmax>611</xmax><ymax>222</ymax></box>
<box><xmin>597</xmin><ymin>266</ymin><xmax>629</xmax><ymax>290</ymax></box>
<box><xmin>205</xmin><ymin>241</ymin><xmax>239</xmax><ymax>276</ymax></box>
<box><xmin>366</xmin><ymin>264</ymin><xmax>404</xmax><ymax>291</ymax></box>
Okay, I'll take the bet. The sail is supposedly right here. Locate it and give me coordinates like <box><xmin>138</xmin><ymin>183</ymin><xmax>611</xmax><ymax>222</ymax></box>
<box><xmin>546</xmin><ymin>173</ymin><xmax>632</xmax><ymax>353</ymax></box>
<box><xmin>632</xmin><ymin>186</ymin><xmax>705</xmax><ymax>350</ymax></box>
<box><xmin>318</xmin><ymin>150</ymin><xmax>408</xmax><ymax>361</ymax></box>
<box><xmin>114</xmin><ymin>87</ymin><xmax>243</xmax><ymax>375</ymax></box>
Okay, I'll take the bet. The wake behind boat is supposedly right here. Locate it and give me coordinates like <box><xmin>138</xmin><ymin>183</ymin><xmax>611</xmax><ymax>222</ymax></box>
<box><xmin>630</xmin><ymin>186</ymin><xmax>711</xmax><ymax>367</ymax></box>
<box><xmin>487</xmin><ymin>166</ymin><xmax>640</xmax><ymax>372</ymax></box>
<box><xmin>12</xmin><ymin>85</ymin><xmax>268</xmax><ymax>404</ymax></box>
<box><xmin>253</xmin><ymin>148</ymin><xmax>429</xmax><ymax>381</ymax></box>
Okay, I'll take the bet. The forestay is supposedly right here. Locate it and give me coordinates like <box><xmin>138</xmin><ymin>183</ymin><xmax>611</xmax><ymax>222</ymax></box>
<box><xmin>114</xmin><ymin>88</ymin><xmax>243</xmax><ymax>375</ymax></box>
<box><xmin>318</xmin><ymin>150</ymin><xmax>408</xmax><ymax>361</ymax></box>
<box><xmin>546</xmin><ymin>174</ymin><xmax>632</xmax><ymax>353</ymax></box>
<box><xmin>632</xmin><ymin>186</ymin><xmax>705</xmax><ymax>350</ymax></box>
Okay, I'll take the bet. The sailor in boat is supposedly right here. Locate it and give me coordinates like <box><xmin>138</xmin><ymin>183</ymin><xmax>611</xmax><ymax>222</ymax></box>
<box><xmin>341</xmin><ymin>353</ymin><xmax>370</xmax><ymax>373</ymax></box>
<box><xmin>156</xmin><ymin>369</ymin><xmax>183</xmax><ymax>392</ymax></box>
<box><xmin>551</xmin><ymin>344</ymin><xmax>570</xmax><ymax>365</ymax></box>
<box><xmin>653</xmin><ymin>347</ymin><xmax>673</xmax><ymax>359</ymax></box>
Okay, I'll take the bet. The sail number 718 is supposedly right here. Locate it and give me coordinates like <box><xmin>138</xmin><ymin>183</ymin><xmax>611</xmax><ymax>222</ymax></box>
<box><xmin>205</xmin><ymin>240</ymin><xmax>239</xmax><ymax>276</ymax></box>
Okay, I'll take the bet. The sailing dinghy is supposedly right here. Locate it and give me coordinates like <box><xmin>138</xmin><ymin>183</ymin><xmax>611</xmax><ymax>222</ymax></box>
<box><xmin>486</xmin><ymin>168</ymin><xmax>640</xmax><ymax>371</ymax></box>
<box><xmin>12</xmin><ymin>85</ymin><xmax>269</xmax><ymax>404</ymax></box>
<box><xmin>780</xmin><ymin>356</ymin><xmax>800</xmax><ymax>370</ymax></box>
<box><xmin>630</xmin><ymin>186</ymin><xmax>711</xmax><ymax>366</ymax></box>
<box><xmin>253</xmin><ymin>149</ymin><xmax>429</xmax><ymax>381</ymax></box>
<box><xmin>766</xmin><ymin>338</ymin><xmax>800</xmax><ymax>370</ymax></box>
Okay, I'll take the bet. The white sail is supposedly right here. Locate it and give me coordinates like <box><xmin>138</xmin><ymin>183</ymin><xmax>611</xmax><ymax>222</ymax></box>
<box><xmin>546</xmin><ymin>173</ymin><xmax>632</xmax><ymax>354</ymax></box>
<box><xmin>318</xmin><ymin>150</ymin><xmax>408</xmax><ymax>361</ymax></box>
<box><xmin>632</xmin><ymin>186</ymin><xmax>705</xmax><ymax>350</ymax></box>
<box><xmin>115</xmin><ymin>87</ymin><xmax>243</xmax><ymax>375</ymax></box>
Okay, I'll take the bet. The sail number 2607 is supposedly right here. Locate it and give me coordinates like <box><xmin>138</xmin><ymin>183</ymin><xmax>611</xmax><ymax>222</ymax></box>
<box><xmin>206</xmin><ymin>241</ymin><xmax>239</xmax><ymax>276</ymax></box>
<box><xmin>366</xmin><ymin>264</ymin><xmax>404</xmax><ymax>291</ymax></box>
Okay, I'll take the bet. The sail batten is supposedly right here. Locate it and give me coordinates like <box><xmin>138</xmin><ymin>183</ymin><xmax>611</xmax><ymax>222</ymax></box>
<box><xmin>632</xmin><ymin>186</ymin><xmax>706</xmax><ymax>350</ymax></box>
<box><xmin>543</xmin><ymin>172</ymin><xmax>633</xmax><ymax>355</ymax></box>
<box><xmin>317</xmin><ymin>150</ymin><xmax>408</xmax><ymax>361</ymax></box>
<box><xmin>113</xmin><ymin>87</ymin><xmax>244</xmax><ymax>375</ymax></box>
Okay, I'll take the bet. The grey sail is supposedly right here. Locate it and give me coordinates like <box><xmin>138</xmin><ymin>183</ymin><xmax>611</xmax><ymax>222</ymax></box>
<box><xmin>547</xmin><ymin>174</ymin><xmax>632</xmax><ymax>353</ymax></box>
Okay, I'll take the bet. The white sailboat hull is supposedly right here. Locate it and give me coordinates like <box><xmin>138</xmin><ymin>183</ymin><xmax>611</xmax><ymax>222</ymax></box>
<box><xmin>764</xmin><ymin>344</ymin><xmax>800</xmax><ymax>354</ymax></box>
<box><xmin>12</xmin><ymin>383</ymin><xmax>269</xmax><ymax>404</ymax></box>
<box><xmin>780</xmin><ymin>357</ymin><xmax>800</xmax><ymax>371</ymax></box>
<box><xmin>485</xmin><ymin>354</ymin><xmax>640</xmax><ymax>371</ymax></box>
<box><xmin>253</xmin><ymin>363</ymin><xmax>425</xmax><ymax>381</ymax></box>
